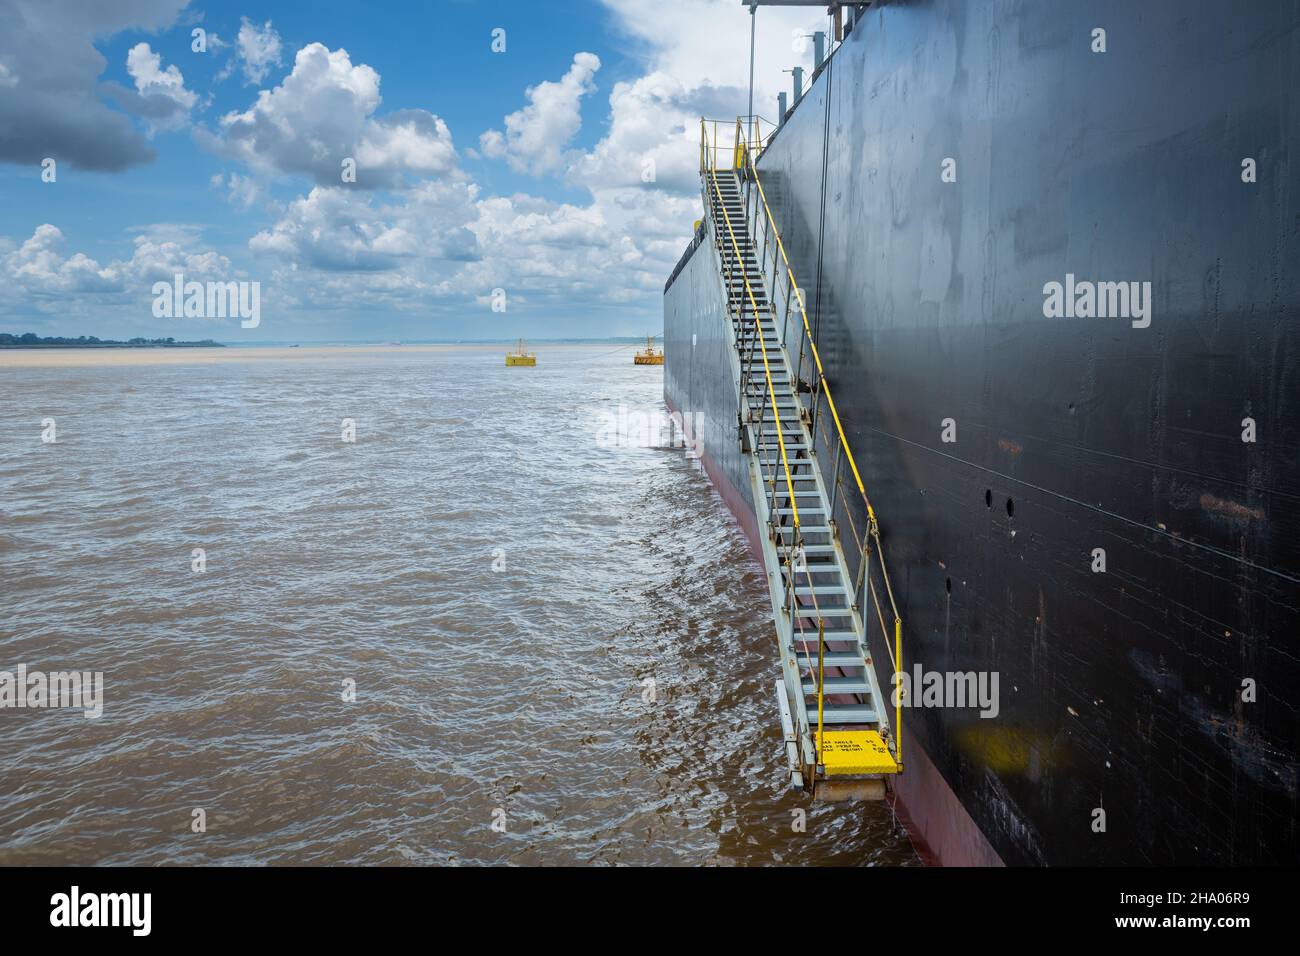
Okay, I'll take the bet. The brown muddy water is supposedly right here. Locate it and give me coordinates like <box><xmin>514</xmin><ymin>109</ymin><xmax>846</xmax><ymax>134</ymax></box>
<box><xmin>0</xmin><ymin>345</ymin><xmax>917</xmax><ymax>865</ymax></box>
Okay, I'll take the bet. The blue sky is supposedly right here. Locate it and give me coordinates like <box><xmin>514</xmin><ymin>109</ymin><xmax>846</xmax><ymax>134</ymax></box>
<box><xmin>0</xmin><ymin>0</ymin><xmax>821</xmax><ymax>342</ymax></box>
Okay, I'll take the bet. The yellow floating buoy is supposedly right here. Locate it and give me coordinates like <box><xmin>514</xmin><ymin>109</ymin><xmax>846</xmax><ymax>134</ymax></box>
<box><xmin>506</xmin><ymin>338</ymin><xmax>536</xmax><ymax>366</ymax></box>
<box><xmin>634</xmin><ymin>334</ymin><xmax>663</xmax><ymax>365</ymax></box>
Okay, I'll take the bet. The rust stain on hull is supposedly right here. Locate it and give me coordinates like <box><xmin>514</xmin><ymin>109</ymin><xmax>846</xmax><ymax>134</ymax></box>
<box><xmin>1199</xmin><ymin>493</ymin><xmax>1265</xmax><ymax>525</ymax></box>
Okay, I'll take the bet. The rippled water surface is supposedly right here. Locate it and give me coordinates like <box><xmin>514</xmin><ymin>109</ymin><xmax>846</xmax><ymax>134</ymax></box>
<box><xmin>0</xmin><ymin>345</ymin><xmax>916</xmax><ymax>865</ymax></box>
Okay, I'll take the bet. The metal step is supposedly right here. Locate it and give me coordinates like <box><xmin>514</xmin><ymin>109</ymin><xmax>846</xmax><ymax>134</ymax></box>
<box><xmin>792</xmin><ymin>616</ymin><xmax>857</xmax><ymax>629</ymax></box>
<box><xmin>788</xmin><ymin>566</ymin><xmax>842</xmax><ymax>576</ymax></box>
<box><xmin>802</xmin><ymin>678</ymin><xmax>872</xmax><ymax>696</ymax></box>
<box><xmin>790</xmin><ymin>632</ymin><xmax>860</xmax><ymax>646</ymax></box>
<box><xmin>785</xmin><ymin>558</ymin><xmax>840</xmax><ymax>569</ymax></box>
<box><xmin>794</xmin><ymin>648</ymin><xmax>864</xmax><ymax>665</ymax></box>
<box><xmin>791</xmin><ymin>585</ymin><xmax>845</xmax><ymax>596</ymax></box>
<box><xmin>804</xmin><ymin>706</ymin><xmax>878</xmax><ymax>725</ymax></box>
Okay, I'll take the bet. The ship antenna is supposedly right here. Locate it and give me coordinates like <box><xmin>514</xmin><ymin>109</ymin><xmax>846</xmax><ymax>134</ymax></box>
<box><xmin>747</xmin><ymin>2</ymin><xmax>757</xmax><ymax>148</ymax></box>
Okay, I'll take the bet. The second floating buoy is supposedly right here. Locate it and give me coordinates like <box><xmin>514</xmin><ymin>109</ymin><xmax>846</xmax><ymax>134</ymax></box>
<box><xmin>506</xmin><ymin>338</ymin><xmax>536</xmax><ymax>366</ymax></box>
<box><xmin>634</xmin><ymin>334</ymin><xmax>663</xmax><ymax>365</ymax></box>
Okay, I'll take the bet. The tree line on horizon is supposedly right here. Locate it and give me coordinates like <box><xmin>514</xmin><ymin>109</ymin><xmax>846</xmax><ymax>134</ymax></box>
<box><xmin>0</xmin><ymin>333</ymin><xmax>224</xmax><ymax>348</ymax></box>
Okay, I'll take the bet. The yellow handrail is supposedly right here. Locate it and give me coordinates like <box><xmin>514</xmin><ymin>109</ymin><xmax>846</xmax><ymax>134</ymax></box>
<box><xmin>700</xmin><ymin>120</ymin><xmax>800</xmax><ymax>527</ymax></box>
<box><xmin>741</xmin><ymin>146</ymin><xmax>877</xmax><ymax>524</ymax></box>
<box><xmin>736</xmin><ymin>121</ymin><xmax>906</xmax><ymax>767</ymax></box>
<box><xmin>894</xmin><ymin>616</ymin><xmax>902</xmax><ymax>766</ymax></box>
<box><xmin>704</xmin><ymin>119</ymin><xmax>830</xmax><ymax>772</ymax></box>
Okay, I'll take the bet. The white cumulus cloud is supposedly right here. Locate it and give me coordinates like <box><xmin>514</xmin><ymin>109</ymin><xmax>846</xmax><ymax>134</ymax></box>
<box><xmin>236</xmin><ymin>17</ymin><xmax>283</xmax><ymax>85</ymax></box>
<box><xmin>248</xmin><ymin>182</ymin><xmax>478</xmax><ymax>272</ymax></box>
<box><xmin>117</xmin><ymin>42</ymin><xmax>197</xmax><ymax>128</ymax></box>
<box><xmin>3</xmin><ymin>1</ymin><xmax>831</xmax><ymax>336</ymax></box>
<box><xmin>210</xmin><ymin>171</ymin><xmax>261</xmax><ymax>209</ymax></box>
<box><xmin>1</xmin><ymin>224</ymin><xmax>231</xmax><ymax>306</ymax></box>
<box><xmin>480</xmin><ymin>52</ymin><xmax>600</xmax><ymax>176</ymax></box>
<box><xmin>0</xmin><ymin>0</ymin><xmax>189</xmax><ymax>170</ymax></box>
<box><xmin>206</xmin><ymin>43</ymin><xmax>457</xmax><ymax>188</ymax></box>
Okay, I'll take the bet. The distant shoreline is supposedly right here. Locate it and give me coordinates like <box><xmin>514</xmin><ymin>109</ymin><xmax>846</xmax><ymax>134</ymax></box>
<box><xmin>0</xmin><ymin>343</ymin><xmax>226</xmax><ymax>349</ymax></box>
<box><xmin>0</xmin><ymin>342</ymin><xmax>662</xmax><ymax>369</ymax></box>
<box><xmin>0</xmin><ymin>334</ymin><xmax>661</xmax><ymax>349</ymax></box>
<box><xmin>0</xmin><ymin>334</ymin><xmax>224</xmax><ymax>349</ymax></box>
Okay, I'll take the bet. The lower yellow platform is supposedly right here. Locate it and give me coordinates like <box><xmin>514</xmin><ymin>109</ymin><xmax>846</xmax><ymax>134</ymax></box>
<box><xmin>818</xmin><ymin>729</ymin><xmax>900</xmax><ymax>775</ymax></box>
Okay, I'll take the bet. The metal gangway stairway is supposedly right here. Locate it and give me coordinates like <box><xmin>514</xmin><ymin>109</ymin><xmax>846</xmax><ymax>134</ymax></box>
<box><xmin>699</xmin><ymin>118</ymin><xmax>904</xmax><ymax>800</ymax></box>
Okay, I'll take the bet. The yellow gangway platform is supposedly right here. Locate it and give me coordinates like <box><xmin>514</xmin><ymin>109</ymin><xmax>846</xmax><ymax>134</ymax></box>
<box><xmin>506</xmin><ymin>338</ymin><xmax>536</xmax><ymax>366</ymax></box>
<box><xmin>817</xmin><ymin>730</ymin><xmax>900</xmax><ymax>775</ymax></box>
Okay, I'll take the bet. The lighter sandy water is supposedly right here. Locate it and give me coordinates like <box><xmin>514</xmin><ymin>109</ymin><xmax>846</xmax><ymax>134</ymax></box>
<box><xmin>0</xmin><ymin>345</ymin><xmax>917</xmax><ymax>865</ymax></box>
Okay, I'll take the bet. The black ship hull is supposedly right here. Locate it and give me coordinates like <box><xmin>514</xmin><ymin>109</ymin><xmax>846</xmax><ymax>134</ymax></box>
<box><xmin>665</xmin><ymin>0</ymin><xmax>1299</xmax><ymax>865</ymax></box>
